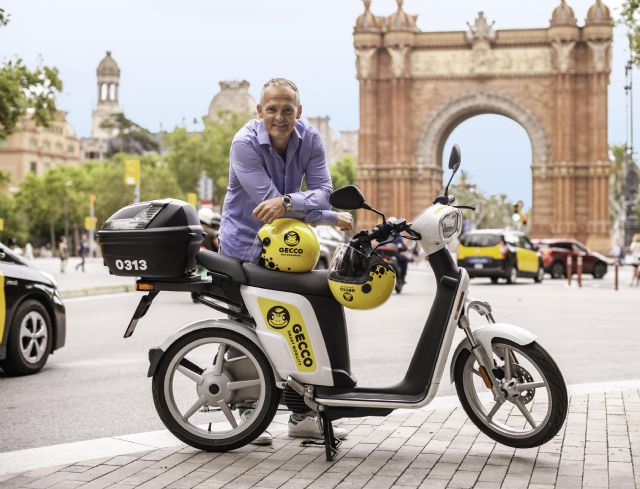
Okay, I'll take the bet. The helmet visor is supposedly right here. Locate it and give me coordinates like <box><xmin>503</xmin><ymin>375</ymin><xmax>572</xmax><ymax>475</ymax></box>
<box><xmin>329</xmin><ymin>243</ymin><xmax>370</xmax><ymax>279</ymax></box>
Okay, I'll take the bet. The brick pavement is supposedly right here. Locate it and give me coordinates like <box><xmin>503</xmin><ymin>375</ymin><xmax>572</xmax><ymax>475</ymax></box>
<box><xmin>3</xmin><ymin>389</ymin><xmax>640</xmax><ymax>488</ymax></box>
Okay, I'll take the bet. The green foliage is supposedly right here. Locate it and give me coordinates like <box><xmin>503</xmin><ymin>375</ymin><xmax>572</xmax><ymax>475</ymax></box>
<box><xmin>622</xmin><ymin>1</ymin><xmax>640</xmax><ymax>65</ymax></box>
<box><xmin>450</xmin><ymin>172</ymin><xmax>518</xmax><ymax>230</ymax></box>
<box><xmin>610</xmin><ymin>144</ymin><xmax>640</xmax><ymax>224</ymax></box>
<box><xmin>6</xmin><ymin>156</ymin><xmax>182</xmax><ymax>248</ymax></box>
<box><xmin>0</xmin><ymin>8</ymin><xmax>10</xmax><ymax>26</ymax></box>
<box><xmin>100</xmin><ymin>113</ymin><xmax>160</xmax><ymax>157</ymax></box>
<box><xmin>330</xmin><ymin>155</ymin><xmax>357</xmax><ymax>190</ymax></box>
<box><xmin>164</xmin><ymin>111</ymin><xmax>250</xmax><ymax>203</ymax></box>
<box><xmin>0</xmin><ymin>58</ymin><xmax>63</xmax><ymax>139</ymax></box>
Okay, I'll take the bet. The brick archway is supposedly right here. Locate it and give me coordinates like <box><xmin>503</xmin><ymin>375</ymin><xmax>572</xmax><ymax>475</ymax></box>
<box><xmin>354</xmin><ymin>3</ymin><xmax>613</xmax><ymax>251</ymax></box>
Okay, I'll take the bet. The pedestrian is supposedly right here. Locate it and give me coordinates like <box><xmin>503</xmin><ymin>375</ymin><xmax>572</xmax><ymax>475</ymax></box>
<box><xmin>75</xmin><ymin>233</ymin><xmax>88</xmax><ymax>272</ymax></box>
<box><xmin>24</xmin><ymin>242</ymin><xmax>34</xmax><ymax>260</ymax></box>
<box><xmin>218</xmin><ymin>77</ymin><xmax>353</xmax><ymax>445</ymax></box>
<box><xmin>58</xmin><ymin>235</ymin><xmax>68</xmax><ymax>273</ymax></box>
<box><xmin>630</xmin><ymin>236</ymin><xmax>640</xmax><ymax>287</ymax></box>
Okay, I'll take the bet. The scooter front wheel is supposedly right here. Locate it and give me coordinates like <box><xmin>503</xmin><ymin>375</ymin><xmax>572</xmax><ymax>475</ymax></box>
<box><xmin>152</xmin><ymin>328</ymin><xmax>280</xmax><ymax>452</ymax></box>
<box><xmin>454</xmin><ymin>339</ymin><xmax>567</xmax><ymax>448</ymax></box>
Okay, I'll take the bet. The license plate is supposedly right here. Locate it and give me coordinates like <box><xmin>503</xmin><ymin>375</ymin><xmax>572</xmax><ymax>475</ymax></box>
<box><xmin>474</xmin><ymin>263</ymin><xmax>484</xmax><ymax>269</ymax></box>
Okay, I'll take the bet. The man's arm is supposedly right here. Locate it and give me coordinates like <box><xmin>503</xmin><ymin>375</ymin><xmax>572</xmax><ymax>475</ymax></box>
<box><xmin>231</xmin><ymin>140</ymin><xmax>281</xmax><ymax>205</ymax></box>
<box><xmin>287</xmin><ymin>133</ymin><xmax>333</xmax><ymax>213</ymax></box>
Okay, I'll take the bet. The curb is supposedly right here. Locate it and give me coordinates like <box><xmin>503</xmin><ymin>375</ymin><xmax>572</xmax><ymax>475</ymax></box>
<box><xmin>60</xmin><ymin>284</ymin><xmax>135</xmax><ymax>299</ymax></box>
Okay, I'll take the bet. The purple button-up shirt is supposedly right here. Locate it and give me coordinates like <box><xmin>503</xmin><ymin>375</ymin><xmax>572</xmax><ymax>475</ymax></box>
<box><xmin>219</xmin><ymin>119</ymin><xmax>337</xmax><ymax>262</ymax></box>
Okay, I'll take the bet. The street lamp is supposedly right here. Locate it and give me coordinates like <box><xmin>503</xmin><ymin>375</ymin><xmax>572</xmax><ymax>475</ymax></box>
<box><xmin>63</xmin><ymin>179</ymin><xmax>73</xmax><ymax>242</ymax></box>
<box><xmin>624</xmin><ymin>52</ymin><xmax>640</xmax><ymax>248</ymax></box>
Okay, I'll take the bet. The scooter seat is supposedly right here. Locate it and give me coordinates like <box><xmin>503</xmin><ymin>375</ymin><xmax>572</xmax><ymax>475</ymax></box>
<box><xmin>197</xmin><ymin>250</ymin><xmax>248</xmax><ymax>285</ymax></box>
<box><xmin>242</xmin><ymin>263</ymin><xmax>332</xmax><ymax>296</ymax></box>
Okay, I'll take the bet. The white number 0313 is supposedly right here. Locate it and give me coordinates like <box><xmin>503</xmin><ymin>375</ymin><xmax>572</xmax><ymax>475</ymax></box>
<box><xmin>114</xmin><ymin>259</ymin><xmax>148</xmax><ymax>271</ymax></box>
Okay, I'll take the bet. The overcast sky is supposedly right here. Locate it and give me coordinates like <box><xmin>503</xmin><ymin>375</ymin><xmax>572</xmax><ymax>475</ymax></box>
<box><xmin>1</xmin><ymin>0</ymin><xmax>633</xmax><ymax>208</ymax></box>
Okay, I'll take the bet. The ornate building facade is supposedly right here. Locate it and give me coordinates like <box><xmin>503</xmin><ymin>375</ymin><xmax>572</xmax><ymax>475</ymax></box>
<box><xmin>354</xmin><ymin>0</ymin><xmax>613</xmax><ymax>251</ymax></box>
<box><xmin>0</xmin><ymin>112</ymin><xmax>81</xmax><ymax>186</ymax></box>
<box><xmin>81</xmin><ymin>51</ymin><xmax>122</xmax><ymax>160</ymax></box>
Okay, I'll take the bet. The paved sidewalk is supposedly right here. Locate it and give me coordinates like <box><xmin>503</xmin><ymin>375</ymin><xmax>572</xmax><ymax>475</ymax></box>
<box><xmin>2</xmin><ymin>385</ymin><xmax>640</xmax><ymax>488</ymax></box>
<box><xmin>28</xmin><ymin>257</ymin><xmax>135</xmax><ymax>298</ymax></box>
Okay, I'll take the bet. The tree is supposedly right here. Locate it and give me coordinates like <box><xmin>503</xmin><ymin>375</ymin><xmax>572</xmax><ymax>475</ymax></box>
<box><xmin>622</xmin><ymin>1</ymin><xmax>640</xmax><ymax>65</ymax></box>
<box><xmin>0</xmin><ymin>59</ymin><xmax>63</xmax><ymax>139</ymax></box>
<box><xmin>164</xmin><ymin>111</ymin><xmax>250</xmax><ymax>202</ymax></box>
<box><xmin>0</xmin><ymin>8</ymin><xmax>10</xmax><ymax>26</ymax></box>
<box><xmin>450</xmin><ymin>175</ymin><xmax>516</xmax><ymax>230</ymax></box>
<box><xmin>330</xmin><ymin>155</ymin><xmax>357</xmax><ymax>190</ymax></box>
<box><xmin>100</xmin><ymin>113</ymin><xmax>160</xmax><ymax>156</ymax></box>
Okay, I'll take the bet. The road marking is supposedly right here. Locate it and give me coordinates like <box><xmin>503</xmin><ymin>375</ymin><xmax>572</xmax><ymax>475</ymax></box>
<box><xmin>3</xmin><ymin>378</ymin><xmax>640</xmax><ymax>475</ymax></box>
<box><xmin>52</xmin><ymin>358</ymin><xmax>147</xmax><ymax>368</ymax></box>
<box><xmin>64</xmin><ymin>292</ymin><xmax>135</xmax><ymax>303</ymax></box>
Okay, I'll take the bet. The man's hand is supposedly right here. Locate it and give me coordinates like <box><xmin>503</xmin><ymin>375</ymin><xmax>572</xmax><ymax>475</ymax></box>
<box><xmin>336</xmin><ymin>212</ymin><xmax>354</xmax><ymax>232</ymax></box>
<box><xmin>252</xmin><ymin>196</ymin><xmax>285</xmax><ymax>224</ymax></box>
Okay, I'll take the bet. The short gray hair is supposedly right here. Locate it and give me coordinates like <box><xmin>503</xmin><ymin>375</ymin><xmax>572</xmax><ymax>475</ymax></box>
<box><xmin>260</xmin><ymin>78</ymin><xmax>300</xmax><ymax>105</ymax></box>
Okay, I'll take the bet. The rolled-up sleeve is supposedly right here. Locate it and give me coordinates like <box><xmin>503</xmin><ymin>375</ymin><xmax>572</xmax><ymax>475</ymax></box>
<box><xmin>288</xmin><ymin>134</ymin><xmax>333</xmax><ymax>213</ymax></box>
<box><xmin>230</xmin><ymin>140</ymin><xmax>280</xmax><ymax>204</ymax></box>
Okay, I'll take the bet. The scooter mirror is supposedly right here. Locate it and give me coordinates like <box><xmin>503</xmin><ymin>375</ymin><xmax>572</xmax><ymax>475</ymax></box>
<box><xmin>330</xmin><ymin>185</ymin><xmax>366</xmax><ymax>210</ymax></box>
<box><xmin>448</xmin><ymin>144</ymin><xmax>461</xmax><ymax>172</ymax></box>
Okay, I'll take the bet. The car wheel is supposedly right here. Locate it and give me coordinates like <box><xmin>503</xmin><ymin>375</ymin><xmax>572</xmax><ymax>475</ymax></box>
<box><xmin>506</xmin><ymin>265</ymin><xmax>518</xmax><ymax>284</ymax></box>
<box><xmin>592</xmin><ymin>262</ymin><xmax>606</xmax><ymax>279</ymax></box>
<box><xmin>534</xmin><ymin>266</ymin><xmax>544</xmax><ymax>283</ymax></box>
<box><xmin>491</xmin><ymin>277</ymin><xmax>499</xmax><ymax>284</ymax></box>
<box><xmin>550</xmin><ymin>262</ymin><xmax>564</xmax><ymax>279</ymax></box>
<box><xmin>0</xmin><ymin>299</ymin><xmax>52</xmax><ymax>375</ymax></box>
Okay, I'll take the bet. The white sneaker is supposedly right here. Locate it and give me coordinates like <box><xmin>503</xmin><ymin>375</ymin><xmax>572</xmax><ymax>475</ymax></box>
<box><xmin>288</xmin><ymin>415</ymin><xmax>348</xmax><ymax>440</ymax></box>
<box><xmin>240</xmin><ymin>409</ymin><xmax>273</xmax><ymax>446</ymax></box>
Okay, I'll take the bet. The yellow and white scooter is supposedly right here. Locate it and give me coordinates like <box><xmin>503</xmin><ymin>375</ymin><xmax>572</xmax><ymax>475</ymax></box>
<box><xmin>98</xmin><ymin>145</ymin><xmax>567</xmax><ymax>461</ymax></box>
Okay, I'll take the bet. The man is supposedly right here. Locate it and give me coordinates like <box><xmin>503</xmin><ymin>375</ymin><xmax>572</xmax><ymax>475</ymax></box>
<box><xmin>219</xmin><ymin>78</ymin><xmax>352</xmax><ymax>445</ymax></box>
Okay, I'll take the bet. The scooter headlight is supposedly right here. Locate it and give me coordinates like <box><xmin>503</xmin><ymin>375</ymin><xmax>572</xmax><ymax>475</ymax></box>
<box><xmin>440</xmin><ymin>210</ymin><xmax>462</xmax><ymax>242</ymax></box>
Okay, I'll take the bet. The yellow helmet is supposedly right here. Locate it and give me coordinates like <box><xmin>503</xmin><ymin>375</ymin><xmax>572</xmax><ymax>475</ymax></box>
<box><xmin>327</xmin><ymin>244</ymin><xmax>396</xmax><ymax>310</ymax></box>
<box><xmin>257</xmin><ymin>218</ymin><xmax>320</xmax><ymax>272</ymax></box>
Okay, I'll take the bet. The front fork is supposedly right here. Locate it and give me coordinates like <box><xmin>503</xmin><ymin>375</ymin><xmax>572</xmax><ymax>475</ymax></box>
<box><xmin>458</xmin><ymin>299</ymin><xmax>505</xmax><ymax>401</ymax></box>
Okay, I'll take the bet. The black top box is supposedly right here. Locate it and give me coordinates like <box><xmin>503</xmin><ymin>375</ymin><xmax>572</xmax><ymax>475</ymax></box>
<box><xmin>97</xmin><ymin>199</ymin><xmax>205</xmax><ymax>279</ymax></box>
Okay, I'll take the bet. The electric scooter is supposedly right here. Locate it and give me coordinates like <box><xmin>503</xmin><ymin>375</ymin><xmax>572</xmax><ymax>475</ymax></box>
<box><xmin>99</xmin><ymin>145</ymin><xmax>568</xmax><ymax>461</ymax></box>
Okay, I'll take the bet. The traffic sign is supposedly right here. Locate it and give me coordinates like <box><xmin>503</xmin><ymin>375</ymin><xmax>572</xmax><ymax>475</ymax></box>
<box><xmin>187</xmin><ymin>193</ymin><xmax>197</xmax><ymax>207</ymax></box>
<box><xmin>84</xmin><ymin>216</ymin><xmax>98</xmax><ymax>230</ymax></box>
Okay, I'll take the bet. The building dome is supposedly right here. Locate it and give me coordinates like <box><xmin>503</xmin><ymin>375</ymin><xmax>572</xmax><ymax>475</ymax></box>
<box><xmin>550</xmin><ymin>0</ymin><xmax>577</xmax><ymax>26</ymax></box>
<box><xmin>207</xmin><ymin>80</ymin><xmax>257</xmax><ymax>122</ymax></box>
<box><xmin>355</xmin><ymin>0</ymin><xmax>381</xmax><ymax>31</ymax></box>
<box><xmin>586</xmin><ymin>0</ymin><xmax>612</xmax><ymax>25</ymax></box>
<box><xmin>387</xmin><ymin>0</ymin><xmax>417</xmax><ymax>31</ymax></box>
<box><xmin>97</xmin><ymin>51</ymin><xmax>120</xmax><ymax>77</ymax></box>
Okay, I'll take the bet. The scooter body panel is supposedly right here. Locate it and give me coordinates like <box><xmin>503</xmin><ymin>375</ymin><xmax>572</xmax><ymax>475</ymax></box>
<box><xmin>448</xmin><ymin>323</ymin><xmax>538</xmax><ymax>383</ymax></box>
<box><xmin>148</xmin><ymin>318</ymin><xmax>284</xmax><ymax>382</ymax></box>
<box><xmin>241</xmin><ymin>285</ymin><xmax>335</xmax><ymax>386</ymax></box>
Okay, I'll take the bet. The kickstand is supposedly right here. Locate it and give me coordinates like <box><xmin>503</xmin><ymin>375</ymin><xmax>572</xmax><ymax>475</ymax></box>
<box><xmin>300</xmin><ymin>411</ymin><xmax>341</xmax><ymax>461</ymax></box>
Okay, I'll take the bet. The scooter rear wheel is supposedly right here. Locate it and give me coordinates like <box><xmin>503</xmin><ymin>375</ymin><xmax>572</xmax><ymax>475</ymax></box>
<box><xmin>454</xmin><ymin>339</ymin><xmax>567</xmax><ymax>448</ymax></box>
<box><xmin>152</xmin><ymin>328</ymin><xmax>280</xmax><ymax>452</ymax></box>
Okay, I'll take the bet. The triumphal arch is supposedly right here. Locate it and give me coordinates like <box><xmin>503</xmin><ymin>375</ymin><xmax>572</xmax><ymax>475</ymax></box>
<box><xmin>354</xmin><ymin>0</ymin><xmax>613</xmax><ymax>251</ymax></box>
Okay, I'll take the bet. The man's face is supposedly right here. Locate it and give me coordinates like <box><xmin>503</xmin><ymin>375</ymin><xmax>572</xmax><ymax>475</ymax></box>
<box><xmin>257</xmin><ymin>85</ymin><xmax>302</xmax><ymax>146</ymax></box>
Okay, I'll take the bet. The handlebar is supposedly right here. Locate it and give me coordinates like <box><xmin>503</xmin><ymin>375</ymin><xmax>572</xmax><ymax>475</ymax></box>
<box><xmin>350</xmin><ymin>219</ymin><xmax>420</xmax><ymax>252</ymax></box>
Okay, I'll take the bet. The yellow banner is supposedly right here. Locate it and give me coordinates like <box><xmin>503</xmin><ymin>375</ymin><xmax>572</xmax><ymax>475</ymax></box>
<box><xmin>84</xmin><ymin>216</ymin><xmax>98</xmax><ymax>230</ymax></box>
<box><xmin>187</xmin><ymin>193</ymin><xmax>197</xmax><ymax>207</ymax></box>
<box><xmin>0</xmin><ymin>218</ymin><xmax>4</xmax><ymax>231</ymax></box>
<box><xmin>124</xmin><ymin>160</ymin><xmax>140</xmax><ymax>186</ymax></box>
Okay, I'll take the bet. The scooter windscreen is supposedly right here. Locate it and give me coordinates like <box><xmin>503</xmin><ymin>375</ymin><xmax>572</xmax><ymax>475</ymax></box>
<box><xmin>327</xmin><ymin>243</ymin><xmax>396</xmax><ymax>310</ymax></box>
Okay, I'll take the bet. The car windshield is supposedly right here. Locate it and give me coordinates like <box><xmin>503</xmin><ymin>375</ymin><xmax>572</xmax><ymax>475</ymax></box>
<box><xmin>460</xmin><ymin>233</ymin><xmax>502</xmax><ymax>247</ymax></box>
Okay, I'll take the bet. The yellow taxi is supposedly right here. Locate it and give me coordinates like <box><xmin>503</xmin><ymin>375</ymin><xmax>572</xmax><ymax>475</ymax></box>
<box><xmin>457</xmin><ymin>229</ymin><xmax>544</xmax><ymax>284</ymax></box>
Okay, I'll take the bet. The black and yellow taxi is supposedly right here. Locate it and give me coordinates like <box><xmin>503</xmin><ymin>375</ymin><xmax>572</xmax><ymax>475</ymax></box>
<box><xmin>457</xmin><ymin>229</ymin><xmax>544</xmax><ymax>284</ymax></box>
<box><xmin>0</xmin><ymin>244</ymin><xmax>66</xmax><ymax>375</ymax></box>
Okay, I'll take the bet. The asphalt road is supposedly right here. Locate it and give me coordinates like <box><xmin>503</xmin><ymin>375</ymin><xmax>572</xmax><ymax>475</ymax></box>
<box><xmin>1</xmin><ymin>264</ymin><xmax>638</xmax><ymax>452</ymax></box>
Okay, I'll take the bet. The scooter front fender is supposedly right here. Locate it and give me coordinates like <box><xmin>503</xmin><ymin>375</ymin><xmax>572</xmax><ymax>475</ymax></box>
<box><xmin>147</xmin><ymin>318</ymin><xmax>283</xmax><ymax>383</ymax></box>
<box><xmin>449</xmin><ymin>323</ymin><xmax>537</xmax><ymax>383</ymax></box>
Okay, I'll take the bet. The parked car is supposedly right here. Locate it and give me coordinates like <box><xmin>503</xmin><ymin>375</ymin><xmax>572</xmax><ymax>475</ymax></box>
<box><xmin>532</xmin><ymin>238</ymin><xmax>610</xmax><ymax>279</ymax></box>
<box><xmin>457</xmin><ymin>229</ymin><xmax>544</xmax><ymax>284</ymax></box>
<box><xmin>314</xmin><ymin>225</ymin><xmax>347</xmax><ymax>269</ymax></box>
<box><xmin>0</xmin><ymin>244</ymin><xmax>66</xmax><ymax>375</ymax></box>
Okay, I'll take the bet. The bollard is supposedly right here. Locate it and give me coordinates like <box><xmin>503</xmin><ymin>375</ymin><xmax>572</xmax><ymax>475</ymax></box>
<box><xmin>566</xmin><ymin>255</ymin><xmax>573</xmax><ymax>286</ymax></box>
<box><xmin>577</xmin><ymin>255</ymin><xmax>583</xmax><ymax>288</ymax></box>
<box><xmin>614</xmin><ymin>261</ymin><xmax>619</xmax><ymax>291</ymax></box>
